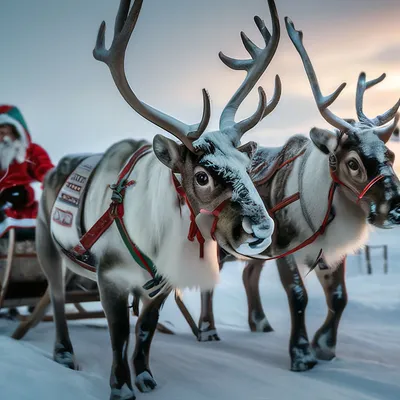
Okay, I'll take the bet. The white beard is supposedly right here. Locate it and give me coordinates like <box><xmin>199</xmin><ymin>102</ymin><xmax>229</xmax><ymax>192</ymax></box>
<box><xmin>0</xmin><ymin>137</ymin><xmax>26</xmax><ymax>171</ymax></box>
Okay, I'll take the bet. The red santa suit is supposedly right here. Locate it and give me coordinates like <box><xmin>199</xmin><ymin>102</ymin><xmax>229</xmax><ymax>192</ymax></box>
<box><xmin>0</xmin><ymin>105</ymin><xmax>54</xmax><ymax>236</ymax></box>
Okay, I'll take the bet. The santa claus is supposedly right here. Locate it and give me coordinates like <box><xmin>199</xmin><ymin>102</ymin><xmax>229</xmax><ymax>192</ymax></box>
<box><xmin>0</xmin><ymin>105</ymin><xmax>54</xmax><ymax>236</ymax></box>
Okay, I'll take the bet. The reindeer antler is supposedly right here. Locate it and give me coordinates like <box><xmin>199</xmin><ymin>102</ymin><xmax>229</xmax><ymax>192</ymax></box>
<box><xmin>219</xmin><ymin>0</ymin><xmax>282</xmax><ymax>145</ymax></box>
<box><xmin>286</xmin><ymin>16</ymin><xmax>400</xmax><ymax>139</ymax></box>
<box><xmin>93</xmin><ymin>0</ymin><xmax>211</xmax><ymax>153</ymax></box>
<box><xmin>285</xmin><ymin>17</ymin><xmax>353</xmax><ymax>132</ymax></box>
<box><xmin>355</xmin><ymin>72</ymin><xmax>400</xmax><ymax>138</ymax></box>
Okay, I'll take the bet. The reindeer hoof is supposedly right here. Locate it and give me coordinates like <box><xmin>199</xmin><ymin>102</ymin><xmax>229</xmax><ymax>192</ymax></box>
<box><xmin>290</xmin><ymin>344</ymin><xmax>318</xmax><ymax>372</ymax></box>
<box><xmin>312</xmin><ymin>344</ymin><xmax>336</xmax><ymax>361</ymax></box>
<box><xmin>291</xmin><ymin>358</ymin><xmax>318</xmax><ymax>372</ymax></box>
<box><xmin>312</xmin><ymin>332</ymin><xmax>337</xmax><ymax>360</ymax></box>
<box><xmin>54</xmin><ymin>344</ymin><xmax>78</xmax><ymax>370</ymax></box>
<box><xmin>249</xmin><ymin>316</ymin><xmax>274</xmax><ymax>333</ymax></box>
<box><xmin>135</xmin><ymin>371</ymin><xmax>157</xmax><ymax>393</ymax></box>
<box><xmin>110</xmin><ymin>384</ymin><xmax>136</xmax><ymax>400</ymax></box>
<box><xmin>197</xmin><ymin>328</ymin><xmax>221</xmax><ymax>342</ymax></box>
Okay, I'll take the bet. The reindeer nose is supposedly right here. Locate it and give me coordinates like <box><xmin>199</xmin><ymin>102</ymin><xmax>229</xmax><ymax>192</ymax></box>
<box><xmin>242</xmin><ymin>217</ymin><xmax>274</xmax><ymax>239</ymax></box>
<box><xmin>253</xmin><ymin>222</ymin><xmax>273</xmax><ymax>239</ymax></box>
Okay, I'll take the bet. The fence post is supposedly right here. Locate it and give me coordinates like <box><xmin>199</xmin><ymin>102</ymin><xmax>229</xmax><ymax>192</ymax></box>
<box><xmin>383</xmin><ymin>245</ymin><xmax>388</xmax><ymax>274</ymax></box>
<box><xmin>365</xmin><ymin>245</ymin><xmax>372</xmax><ymax>275</ymax></box>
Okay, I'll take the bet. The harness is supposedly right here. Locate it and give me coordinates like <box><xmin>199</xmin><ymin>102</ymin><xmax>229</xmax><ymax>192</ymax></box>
<box><xmin>57</xmin><ymin>145</ymin><xmax>229</xmax><ymax>297</ymax></box>
<box><xmin>172</xmin><ymin>176</ymin><xmax>229</xmax><ymax>258</ymax></box>
<box><xmin>250</xmin><ymin>146</ymin><xmax>385</xmax><ymax>262</ymax></box>
<box><xmin>56</xmin><ymin>145</ymin><xmax>166</xmax><ymax>297</ymax></box>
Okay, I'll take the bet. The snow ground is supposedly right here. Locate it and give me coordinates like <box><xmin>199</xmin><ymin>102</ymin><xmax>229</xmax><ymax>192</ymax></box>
<box><xmin>1</xmin><ymin>228</ymin><xmax>400</xmax><ymax>400</ymax></box>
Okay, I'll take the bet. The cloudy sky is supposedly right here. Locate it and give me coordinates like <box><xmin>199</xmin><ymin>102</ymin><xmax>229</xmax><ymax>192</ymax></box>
<box><xmin>1</xmin><ymin>0</ymin><xmax>400</xmax><ymax>167</ymax></box>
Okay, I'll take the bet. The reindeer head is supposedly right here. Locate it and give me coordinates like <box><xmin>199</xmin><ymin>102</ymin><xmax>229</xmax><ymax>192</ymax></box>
<box><xmin>286</xmin><ymin>17</ymin><xmax>400</xmax><ymax>229</ymax></box>
<box><xmin>93</xmin><ymin>0</ymin><xmax>282</xmax><ymax>256</ymax></box>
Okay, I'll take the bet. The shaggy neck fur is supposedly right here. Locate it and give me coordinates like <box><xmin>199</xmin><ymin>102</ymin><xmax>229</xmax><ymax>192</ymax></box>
<box><xmin>286</xmin><ymin>142</ymin><xmax>370</xmax><ymax>267</ymax></box>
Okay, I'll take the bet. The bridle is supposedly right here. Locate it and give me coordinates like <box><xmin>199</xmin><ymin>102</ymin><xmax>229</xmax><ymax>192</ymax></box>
<box><xmin>328</xmin><ymin>153</ymin><xmax>385</xmax><ymax>205</ymax></box>
<box><xmin>172</xmin><ymin>174</ymin><xmax>230</xmax><ymax>258</ymax></box>
<box><xmin>328</xmin><ymin>131</ymin><xmax>385</xmax><ymax>204</ymax></box>
<box><xmin>237</xmin><ymin>138</ymin><xmax>387</xmax><ymax>263</ymax></box>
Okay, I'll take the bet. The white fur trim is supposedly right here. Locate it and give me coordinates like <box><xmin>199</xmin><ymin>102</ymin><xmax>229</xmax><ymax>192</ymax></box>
<box><xmin>0</xmin><ymin>114</ymin><xmax>28</xmax><ymax>149</ymax></box>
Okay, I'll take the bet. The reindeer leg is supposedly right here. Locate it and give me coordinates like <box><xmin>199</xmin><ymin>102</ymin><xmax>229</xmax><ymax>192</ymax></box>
<box><xmin>198</xmin><ymin>289</ymin><xmax>220</xmax><ymax>341</ymax></box>
<box><xmin>312</xmin><ymin>259</ymin><xmax>348</xmax><ymax>360</ymax></box>
<box><xmin>243</xmin><ymin>260</ymin><xmax>273</xmax><ymax>332</ymax></box>
<box><xmin>197</xmin><ymin>260</ymin><xmax>225</xmax><ymax>341</ymax></box>
<box><xmin>35</xmin><ymin>218</ymin><xmax>77</xmax><ymax>370</ymax></box>
<box><xmin>98</xmin><ymin>274</ymin><xmax>135</xmax><ymax>400</ymax></box>
<box><xmin>133</xmin><ymin>290</ymin><xmax>170</xmax><ymax>393</ymax></box>
<box><xmin>277</xmin><ymin>255</ymin><xmax>317</xmax><ymax>371</ymax></box>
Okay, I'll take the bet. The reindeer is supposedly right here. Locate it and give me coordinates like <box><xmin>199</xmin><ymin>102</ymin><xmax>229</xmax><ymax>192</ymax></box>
<box><xmin>32</xmin><ymin>0</ymin><xmax>282</xmax><ymax>398</ymax></box>
<box><xmin>190</xmin><ymin>16</ymin><xmax>400</xmax><ymax>372</ymax></box>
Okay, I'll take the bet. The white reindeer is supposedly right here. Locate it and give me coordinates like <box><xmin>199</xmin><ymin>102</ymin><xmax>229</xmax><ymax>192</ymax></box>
<box><xmin>31</xmin><ymin>0</ymin><xmax>283</xmax><ymax>399</ymax></box>
<box><xmin>171</xmin><ymin>16</ymin><xmax>400</xmax><ymax>372</ymax></box>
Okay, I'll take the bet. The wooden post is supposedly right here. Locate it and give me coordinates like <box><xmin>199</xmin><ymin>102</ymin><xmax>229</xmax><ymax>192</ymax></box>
<box><xmin>365</xmin><ymin>245</ymin><xmax>372</xmax><ymax>275</ymax></box>
<box><xmin>383</xmin><ymin>245</ymin><xmax>388</xmax><ymax>274</ymax></box>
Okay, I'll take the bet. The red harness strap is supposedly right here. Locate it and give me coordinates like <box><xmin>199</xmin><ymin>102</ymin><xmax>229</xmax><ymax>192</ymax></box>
<box><xmin>252</xmin><ymin>181</ymin><xmax>338</xmax><ymax>262</ymax></box>
<box><xmin>269</xmin><ymin>192</ymin><xmax>300</xmax><ymax>214</ymax></box>
<box><xmin>172</xmin><ymin>175</ymin><xmax>230</xmax><ymax>258</ymax></box>
<box><xmin>253</xmin><ymin>149</ymin><xmax>306</xmax><ymax>187</ymax></box>
<box><xmin>70</xmin><ymin>145</ymin><xmax>152</xmax><ymax>262</ymax></box>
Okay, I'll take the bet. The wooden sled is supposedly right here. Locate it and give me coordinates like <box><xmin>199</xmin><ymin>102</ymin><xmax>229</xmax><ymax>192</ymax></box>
<box><xmin>0</xmin><ymin>226</ymin><xmax>180</xmax><ymax>339</ymax></box>
<box><xmin>0</xmin><ymin>227</ymin><xmax>104</xmax><ymax>340</ymax></box>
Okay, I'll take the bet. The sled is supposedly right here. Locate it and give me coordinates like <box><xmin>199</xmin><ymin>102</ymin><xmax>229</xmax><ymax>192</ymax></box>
<box><xmin>0</xmin><ymin>226</ymin><xmax>104</xmax><ymax>340</ymax></box>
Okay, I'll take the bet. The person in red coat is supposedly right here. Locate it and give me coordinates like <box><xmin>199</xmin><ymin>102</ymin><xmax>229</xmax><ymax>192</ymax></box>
<box><xmin>0</xmin><ymin>105</ymin><xmax>54</xmax><ymax>236</ymax></box>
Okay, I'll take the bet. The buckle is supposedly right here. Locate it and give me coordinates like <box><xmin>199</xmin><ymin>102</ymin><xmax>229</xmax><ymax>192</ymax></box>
<box><xmin>329</xmin><ymin>153</ymin><xmax>337</xmax><ymax>172</ymax></box>
<box><xmin>109</xmin><ymin>181</ymin><xmax>125</xmax><ymax>203</ymax></box>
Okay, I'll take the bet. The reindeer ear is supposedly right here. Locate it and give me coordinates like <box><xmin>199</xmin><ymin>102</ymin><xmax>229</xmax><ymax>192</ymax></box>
<box><xmin>153</xmin><ymin>135</ymin><xmax>184</xmax><ymax>173</ymax></box>
<box><xmin>237</xmin><ymin>141</ymin><xmax>258</xmax><ymax>159</ymax></box>
<box><xmin>310</xmin><ymin>127</ymin><xmax>338</xmax><ymax>154</ymax></box>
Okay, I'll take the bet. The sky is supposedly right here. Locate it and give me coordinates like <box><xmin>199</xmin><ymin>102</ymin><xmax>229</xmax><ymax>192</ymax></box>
<box><xmin>1</xmin><ymin>0</ymin><xmax>400</xmax><ymax>168</ymax></box>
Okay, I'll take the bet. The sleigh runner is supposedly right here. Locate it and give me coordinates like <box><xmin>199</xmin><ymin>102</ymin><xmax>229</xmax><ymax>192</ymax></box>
<box><xmin>0</xmin><ymin>225</ymin><xmax>105</xmax><ymax>338</ymax></box>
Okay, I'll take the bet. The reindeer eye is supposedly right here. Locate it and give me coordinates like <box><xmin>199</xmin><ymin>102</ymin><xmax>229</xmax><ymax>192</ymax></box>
<box><xmin>195</xmin><ymin>171</ymin><xmax>209</xmax><ymax>186</ymax></box>
<box><xmin>347</xmin><ymin>159</ymin><xmax>359</xmax><ymax>171</ymax></box>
